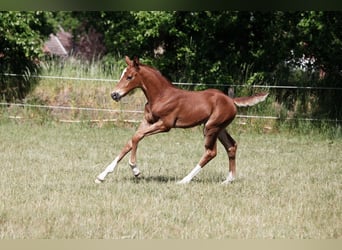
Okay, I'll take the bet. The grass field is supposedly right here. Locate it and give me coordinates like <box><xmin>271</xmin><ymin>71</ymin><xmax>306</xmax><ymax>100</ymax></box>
<box><xmin>0</xmin><ymin>118</ymin><xmax>341</xmax><ymax>239</ymax></box>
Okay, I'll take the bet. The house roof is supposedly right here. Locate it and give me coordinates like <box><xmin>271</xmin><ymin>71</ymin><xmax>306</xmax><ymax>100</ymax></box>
<box><xmin>43</xmin><ymin>28</ymin><xmax>72</xmax><ymax>57</ymax></box>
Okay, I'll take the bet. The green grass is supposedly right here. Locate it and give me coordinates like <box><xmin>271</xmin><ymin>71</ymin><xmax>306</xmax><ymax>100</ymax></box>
<box><xmin>0</xmin><ymin>118</ymin><xmax>341</xmax><ymax>239</ymax></box>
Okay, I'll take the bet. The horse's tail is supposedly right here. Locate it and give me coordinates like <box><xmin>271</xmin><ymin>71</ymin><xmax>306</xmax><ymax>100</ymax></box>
<box><xmin>233</xmin><ymin>92</ymin><xmax>269</xmax><ymax>107</ymax></box>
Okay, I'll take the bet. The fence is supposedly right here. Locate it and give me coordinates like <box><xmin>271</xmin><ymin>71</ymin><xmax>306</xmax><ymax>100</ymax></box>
<box><xmin>3</xmin><ymin>73</ymin><xmax>342</xmax><ymax>91</ymax></box>
<box><xmin>1</xmin><ymin>74</ymin><xmax>341</xmax><ymax>124</ymax></box>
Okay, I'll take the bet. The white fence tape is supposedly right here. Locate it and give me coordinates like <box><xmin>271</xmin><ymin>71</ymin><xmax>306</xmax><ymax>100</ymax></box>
<box><xmin>1</xmin><ymin>74</ymin><xmax>341</xmax><ymax>123</ymax></box>
<box><xmin>2</xmin><ymin>73</ymin><xmax>342</xmax><ymax>91</ymax></box>
<box><xmin>1</xmin><ymin>102</ymin><xmax>341</xmax><ymax>123</ymax></box>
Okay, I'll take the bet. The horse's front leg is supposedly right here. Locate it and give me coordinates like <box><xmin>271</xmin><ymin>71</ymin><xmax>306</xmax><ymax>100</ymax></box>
<box><xmin>95</xmin><ymin>120</ymin><xmax>148</xmax><ymax>183</ymax></box>
<box><xmin>129</xmin><ymin>119</ymin><xmax>170</xmax><ymax>177</ymax></box>
<box><xmin>95</xmin><ymin>119</ymin><xmax>169</xmax><ymax>183</ymax></box>
<box><xmin>95</xmin><ymin>139</ymin><xmax>133</xmax><ymax>183</ymax></box>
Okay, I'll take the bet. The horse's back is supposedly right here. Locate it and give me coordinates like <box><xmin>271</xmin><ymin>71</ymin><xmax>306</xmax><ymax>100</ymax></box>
<box><xmin>169</xmin><ymin>88</ymin><xmax>237</xmax><ymax>128</ymax></box>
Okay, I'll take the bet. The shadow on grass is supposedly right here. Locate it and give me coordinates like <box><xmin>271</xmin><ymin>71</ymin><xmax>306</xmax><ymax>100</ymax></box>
<box><xmin>126</xmin><ymin>175</ymin><xmax>178</xmax><ymax>183</ymax></box>
<box><xmin>124</xmin><ymin>175</ymin><xmax>243</xmax><ymax>184</ymax></box>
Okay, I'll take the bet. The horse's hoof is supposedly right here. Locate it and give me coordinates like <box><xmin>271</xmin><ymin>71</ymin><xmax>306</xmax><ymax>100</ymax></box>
<box><xmin>132</xmin><ymin>167</ymin><xmax>141</xmax><ymax>178</ymax></box>
<box><xmin>176</xmin><ymin>180</ymin><xmax>190</xmax><ymax>185</ymax></box>
<box><xmin>221</xmin><ymin>179</ymin><xmax>234</xmax><ymax>185</ymax></box>
<box><xmin>95</xmin><ymin>177</ymin><xmax>104</xmax><ymax>184</ymax></box>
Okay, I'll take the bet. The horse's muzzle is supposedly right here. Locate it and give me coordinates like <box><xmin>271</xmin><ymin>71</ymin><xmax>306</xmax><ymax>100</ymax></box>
<box><xmin>111</xmin><ymin>92</ymin><xmax>121</xmax><ymax>101</ymax></box>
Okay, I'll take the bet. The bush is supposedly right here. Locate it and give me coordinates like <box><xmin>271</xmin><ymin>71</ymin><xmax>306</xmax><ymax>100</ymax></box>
<box><xmin>0</xmin><ymin>11</ymin><xmax>53</xmax><ymax>101</ymax></box>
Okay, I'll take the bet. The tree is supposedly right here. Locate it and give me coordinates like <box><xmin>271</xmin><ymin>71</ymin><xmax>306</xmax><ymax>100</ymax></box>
<box><xmin>293</xmin><ymin>11</ymin><xmax>342</xmax><ymax>118</ymax></box>
<box><xmin>294</xmin><ymin>11</ymin><xmax>342</xmax><ymax>81</ymax></box>
<box><xmin>0</xmin><ymin>11</ymin><xmax>54</xmax><ymax>101</ymax></box>
<box><xmin>94</xmin><ymin>11</ymin><xmax>341</xmax><ymax>118</ymax></box>
<box><xmin>44</xmin><ymin>11</ymin><xmax>341</xmax><ymax>89</ymax></box>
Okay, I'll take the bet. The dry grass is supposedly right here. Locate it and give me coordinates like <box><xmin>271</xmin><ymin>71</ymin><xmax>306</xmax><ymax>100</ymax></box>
<box><xmin>0</xmin><ymin>118</ymin><xmax>341</xmax><ymax>239</ymax></box>
<box><xmin>25</xmin><ymin>78</ymin><xmax>143</xmax><ymax>122</ymax></box>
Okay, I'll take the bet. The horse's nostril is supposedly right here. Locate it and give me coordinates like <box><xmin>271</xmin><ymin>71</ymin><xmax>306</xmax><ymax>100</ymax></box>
<box><xmin>111</xmin><ymin>92</ymin><xmax>121</xmax><ymax>101</ymax></box>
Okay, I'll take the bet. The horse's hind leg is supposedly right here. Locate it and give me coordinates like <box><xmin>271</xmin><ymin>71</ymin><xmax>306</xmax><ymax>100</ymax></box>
<box><xmin>218</xmin><ymin>129</ymin><xmax>237</xmax><ymax>184</ymax></box>
<box><xmin>177</xmin><ymin>126</ymin><xmax>219</xmax><ymax>184</ymax></box>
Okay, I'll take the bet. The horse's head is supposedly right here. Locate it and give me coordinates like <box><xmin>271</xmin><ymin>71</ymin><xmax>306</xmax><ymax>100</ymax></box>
<box><xmin>111</xmin><ymin>56</ymin><xmax>142</xmax><ymax>102</ymax></box>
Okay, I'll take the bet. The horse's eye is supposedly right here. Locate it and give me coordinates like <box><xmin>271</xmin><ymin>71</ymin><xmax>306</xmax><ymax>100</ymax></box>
<box><xmin>127</xmin><ymin>76</ymin><xmax>133</xmax><ymax>80</ymax></box>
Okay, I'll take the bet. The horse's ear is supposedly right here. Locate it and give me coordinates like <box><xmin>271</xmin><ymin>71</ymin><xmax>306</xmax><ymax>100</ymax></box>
<box><xmin>125</xmin><ymin>56</ymin><xmax>132</xmax><ymax>66</ymax></box>
<box><xmin>133</xmin><ymin>56</ymin><xmax>140</xmax><ymax>69</ymax></box>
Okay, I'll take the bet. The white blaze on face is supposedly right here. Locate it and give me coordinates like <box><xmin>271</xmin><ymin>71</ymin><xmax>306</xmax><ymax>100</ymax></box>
<box><xmin>119</xmin><ymin>67</ymin><xmax>127</xmax><ymax>81</ymax></box>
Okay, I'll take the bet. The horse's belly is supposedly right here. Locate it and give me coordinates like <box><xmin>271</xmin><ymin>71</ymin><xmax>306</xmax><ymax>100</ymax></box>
<box><xmin>174</xmin><ymin>105</ymin><xmax>211</xmax><ymax>128</ymax></box>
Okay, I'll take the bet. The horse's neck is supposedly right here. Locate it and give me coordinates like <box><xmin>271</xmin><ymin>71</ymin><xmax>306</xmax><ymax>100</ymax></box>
<box><xmin>140</xmin><ymin>67</ymin><xmax>174</xmax><ymax>104</ymax></box>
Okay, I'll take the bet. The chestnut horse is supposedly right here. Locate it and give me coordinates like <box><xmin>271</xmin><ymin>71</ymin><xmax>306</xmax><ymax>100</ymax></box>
<box><xmin>95</xmin><ymin>56</ymin><xmax>268</xmax><ymax>184</ymax></box>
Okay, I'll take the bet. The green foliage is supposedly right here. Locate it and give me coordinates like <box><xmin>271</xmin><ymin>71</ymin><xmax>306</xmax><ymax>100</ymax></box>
<box><xmin>72</xmin><ymin>11</ymin><xmax>340</xmax><ymax>93</ymax></box>
<box><xmin>1</xmin><ymin>11</ymin><xmax>341</xmax><ymax>121</ymax></box>
<box><xmin>295</xmin><ymin>11</ymin><xmax>341</xmax><ymax>77</ymax></box>
<box><xmin>6</xmin><ymin>11</ymin><xmax>339</xmax><ymax>88</ymax></box>
<box><xmin>0</xmin><ymin>11</ymin><xmax>54</xmax><ymax>100</ymax></box>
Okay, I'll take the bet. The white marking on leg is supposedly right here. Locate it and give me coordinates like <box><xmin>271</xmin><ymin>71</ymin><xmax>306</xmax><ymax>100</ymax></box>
<box><xmin>129</xmin><ymin>159</ymin><xmax>141</xmax><ymax>177</ymax></box>
<box><xmin>95</xmin><ymin>156</ymin><xmax>119</xmax><ymax>183</ymax></box>
<box><xmin>177</xmin><ymin>164</ymin><xmax>202</xmax><ymax>184</ymax></box>
<box><xmin>221</xmin><ymin>171</ymin><xmax>235</xmax><ymax>185</ymax></box>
